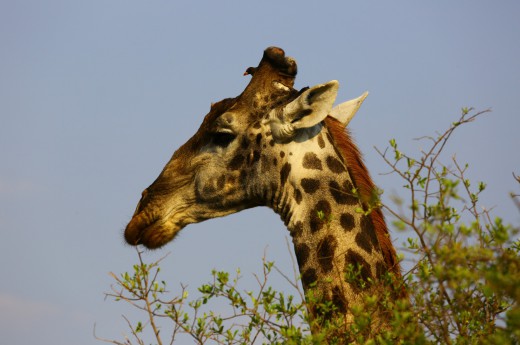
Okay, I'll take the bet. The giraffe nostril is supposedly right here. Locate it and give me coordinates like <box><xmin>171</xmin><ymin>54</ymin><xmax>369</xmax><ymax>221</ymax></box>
<box><xmin>133</xmin><ymin>189</ymin><xmax>150</xmax><ymax>215</ymax></box>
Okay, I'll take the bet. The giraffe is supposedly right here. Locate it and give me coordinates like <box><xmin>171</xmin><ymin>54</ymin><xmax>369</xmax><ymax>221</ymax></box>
<box><xmin>124</xmin><ymin>47</ymin><xmax>404</xmax><ymax>338</ymax></box>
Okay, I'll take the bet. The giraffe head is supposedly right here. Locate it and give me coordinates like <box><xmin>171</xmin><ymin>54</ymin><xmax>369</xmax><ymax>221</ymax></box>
<box><xmin>124</xmin><ymin>47</ymin><xmax>366</xmax><ymax>249</ymax></box>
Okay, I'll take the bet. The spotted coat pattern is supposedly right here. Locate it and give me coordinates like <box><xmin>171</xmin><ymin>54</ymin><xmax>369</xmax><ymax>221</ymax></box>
<box><xmin>124</xmin><ymin>47</ymin><xmax>402</xmax><ymax>330</ymax></box>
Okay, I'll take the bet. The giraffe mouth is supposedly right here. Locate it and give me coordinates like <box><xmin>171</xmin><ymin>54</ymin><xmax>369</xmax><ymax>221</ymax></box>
<box><xmin>124</xmin><ymin>214</ymin><xmax>178</xmax><ymax>249</ymax></box>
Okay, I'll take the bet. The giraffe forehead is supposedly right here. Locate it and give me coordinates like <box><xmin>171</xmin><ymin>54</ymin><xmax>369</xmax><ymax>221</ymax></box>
<box><xmin>215</xmin><ymin>90</ymin><xmax>299</xmax><ymax>126</ymax></box>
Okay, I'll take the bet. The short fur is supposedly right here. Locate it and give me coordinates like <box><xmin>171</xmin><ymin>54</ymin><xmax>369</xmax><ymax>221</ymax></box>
<box><xmin>324</xmin><ymin>116</ymin><xmax>406</xmax><ymax>296</ymax></box>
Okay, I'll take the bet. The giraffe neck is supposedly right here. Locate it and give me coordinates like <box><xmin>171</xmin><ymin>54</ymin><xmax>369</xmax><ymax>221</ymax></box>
<box><xmin>267</xmin><ymin>121</ymin><xmax>388</xmax><ymax>320</ymax></box>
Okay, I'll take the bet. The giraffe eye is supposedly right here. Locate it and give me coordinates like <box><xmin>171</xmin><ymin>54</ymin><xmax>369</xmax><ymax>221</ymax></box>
<box><xmin>211</xmin><ymin>131</ymin><xmax>236</xmax><ymax>148</ymax></box>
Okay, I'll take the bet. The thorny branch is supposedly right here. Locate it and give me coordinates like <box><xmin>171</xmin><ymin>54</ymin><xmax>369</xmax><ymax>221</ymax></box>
<box><xmin>375</xmin><ymin>108</ymin><xmax>507</xmax><ymax>343</ymax></box>
<box><xmin>97</xmin><ymin>246</ymin><xmax>309</xmax><ymax>344</ymax></box>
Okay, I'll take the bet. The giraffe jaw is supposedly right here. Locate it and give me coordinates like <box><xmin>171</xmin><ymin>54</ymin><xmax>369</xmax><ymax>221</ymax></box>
<box><xmin>124</xmin><ymin>204</ymin><xmax>245</xmax><ymax>249</ymax></box>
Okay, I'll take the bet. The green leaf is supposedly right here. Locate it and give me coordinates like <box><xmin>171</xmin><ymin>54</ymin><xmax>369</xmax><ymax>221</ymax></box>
<box><xmin>135</xmin><ymin>321</ymin><xmax>143</xmax><ymax>333</ymax></box>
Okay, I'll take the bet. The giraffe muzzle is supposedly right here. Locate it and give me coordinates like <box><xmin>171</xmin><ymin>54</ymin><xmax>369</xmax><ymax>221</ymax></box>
<box><xmin>124</xmin><ymin>212</ymin><xmax>169</xmax><ymax>248</ymax></box>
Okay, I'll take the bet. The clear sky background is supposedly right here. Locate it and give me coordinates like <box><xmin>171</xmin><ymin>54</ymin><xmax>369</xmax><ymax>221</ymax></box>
<box><xmin>1</xmin><ymin>1</ymin><xmax>519</xmax><ymax>344</ymax></box>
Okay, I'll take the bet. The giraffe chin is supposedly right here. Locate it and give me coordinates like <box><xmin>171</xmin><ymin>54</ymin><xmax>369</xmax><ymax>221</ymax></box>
<box><xmin>124</xmin><ymin>216</ymin><xmax>180</xmax><ymax>249</ymax></box>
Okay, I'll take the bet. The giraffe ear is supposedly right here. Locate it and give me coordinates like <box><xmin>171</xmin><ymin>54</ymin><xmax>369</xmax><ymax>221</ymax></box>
<box><xmin>330</xmin><ymin>91</ymin><xmax>369</xmax><ymax>127</ymax></box>
<box><xmin>270</xmin><ymin>80</ymin><xmax>339</xmax><ymax>141</ymax></box>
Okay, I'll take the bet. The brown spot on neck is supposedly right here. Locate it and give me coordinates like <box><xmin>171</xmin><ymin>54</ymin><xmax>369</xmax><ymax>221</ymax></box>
<box><xmin>324</xmin><ymin>117</ymin><xmax>404</xmax><ymax>291</ymax></box>
<box><xmin>302</xmin><ymin>152</ymin><xmax>323</xmax><ymax>170</ymax></box>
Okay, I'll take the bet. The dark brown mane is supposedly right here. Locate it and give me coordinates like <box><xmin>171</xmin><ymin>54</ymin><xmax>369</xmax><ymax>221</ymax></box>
<box><xmin>324</xmin><ymin>116</ymin><xmax>402</xmax><ymax>282</ymax></box>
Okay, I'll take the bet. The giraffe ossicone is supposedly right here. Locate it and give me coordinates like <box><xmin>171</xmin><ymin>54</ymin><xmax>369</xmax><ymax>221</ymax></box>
<box><xmin>124</xmin><ymin>46</ymin><xmax>403</xmax><ymax>334</ymax></box>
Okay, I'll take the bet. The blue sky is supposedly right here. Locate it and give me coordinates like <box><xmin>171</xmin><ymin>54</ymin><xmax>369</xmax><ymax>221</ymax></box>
<box><xmin>1</xmin><ymin>1</ymin><xmax>519</xmax><ymax>344</ymax></box>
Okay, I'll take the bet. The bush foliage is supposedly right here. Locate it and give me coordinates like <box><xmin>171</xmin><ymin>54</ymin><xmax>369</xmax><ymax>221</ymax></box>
<box><xmin>98</xmin><ymin>109</ymin><xmax>520</xmax><ymax>344</ymax></box>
